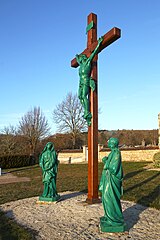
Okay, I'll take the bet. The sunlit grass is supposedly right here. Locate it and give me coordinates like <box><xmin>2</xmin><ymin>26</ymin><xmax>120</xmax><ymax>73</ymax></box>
<box><xmin>1</xmin><ymin>162</ymin><xmax>160</xmax><ymax>209</ymax></box>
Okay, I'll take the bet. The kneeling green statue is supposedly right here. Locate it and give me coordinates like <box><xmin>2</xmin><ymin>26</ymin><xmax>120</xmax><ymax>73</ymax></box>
<box><xmin>99</xmin><ymin>138</ymin><xmax>126</xmax><ymax>232</ymax></box>
<box><xmin>39</xmin><ymin>142</ymin><xmax>60</xmax><ymax>202</ymax></box>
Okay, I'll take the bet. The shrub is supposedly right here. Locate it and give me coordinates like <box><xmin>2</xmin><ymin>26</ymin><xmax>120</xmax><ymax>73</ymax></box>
<box><xmin>153</xmin><ymin>151</ymin><xmax>160</xmax><ymax>168</ymax></box>
<box><xmin>0</xmin><ymin>155</ymin><xmax>34</xmax><ymax>169</ymax></box>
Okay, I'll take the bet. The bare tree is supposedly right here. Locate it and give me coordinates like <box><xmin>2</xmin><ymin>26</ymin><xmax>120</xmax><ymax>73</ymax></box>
<box><xmin>1</xmin><ymin>125</ymin><xmax>17</xmax><ymax>135</ymax></box>
<box><xmin>53</xmin><ymin>92</ymin><xmax>87</xmax><ymax>148</ymax></box>
<box><xmin>0</xmin><ymin>125</ymin><xmax>19</xmax><ymax>155</ymax></box>
<box><xmin>18</xmin><ymin>106</ymin><xmax>50</xmax><ymax>156</ymax></box>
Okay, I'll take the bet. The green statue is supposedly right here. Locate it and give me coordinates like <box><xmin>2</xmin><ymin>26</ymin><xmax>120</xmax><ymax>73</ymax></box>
<box><xmin>99</xmin><ymin>138</ymin><xmax>126</xmax><ymax>232</ymax></box>
<box><xmin>76</xmin><ymin>37</ymin><xmax>103</xmax><ymax>126</ymax></box>
<box><xmin>39</xmin><ymin>142</ymin><xmax>60</xmax><ymax>202</ymax></box>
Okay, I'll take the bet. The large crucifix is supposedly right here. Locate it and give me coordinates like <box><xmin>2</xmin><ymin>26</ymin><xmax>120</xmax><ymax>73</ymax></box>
<box><xmin>71</xmin><ymin>13</ymin><xmax>121</xmax><ymax>203</ymax></box>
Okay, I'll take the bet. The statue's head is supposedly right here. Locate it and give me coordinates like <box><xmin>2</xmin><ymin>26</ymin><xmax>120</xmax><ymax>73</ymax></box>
<box><xmin>45</xmin><ymin>142</ymin><xmax>54</xmax><ymax>150</ymax></box>
<box><xmin>107</xmin><ymin>138</ymin><xmax>119</xmax><ymax>149</ymax></box>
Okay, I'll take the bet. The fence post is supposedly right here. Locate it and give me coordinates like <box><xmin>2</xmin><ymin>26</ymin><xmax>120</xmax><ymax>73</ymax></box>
<box><xmin>68</xmin><ymin>157</ymin><xmax>71</xmax><ymax>164</ymax></box>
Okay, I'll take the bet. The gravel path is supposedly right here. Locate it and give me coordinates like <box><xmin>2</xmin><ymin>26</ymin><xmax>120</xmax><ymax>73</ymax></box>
<box><xmin>0</xmin><ymin>192</ymin><xmax>160</xmax><ymax>240</ymax></box>
<box><xmin>0</xmin><ymin>173</ymin><xmax>30</xmax><ymax>184</ymax></box>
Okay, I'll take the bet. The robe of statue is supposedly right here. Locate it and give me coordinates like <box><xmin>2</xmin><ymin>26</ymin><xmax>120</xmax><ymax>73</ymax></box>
<box><xmin>39</xmin><ymin>142</ymin><xmax>59</xmax><ymax>199</ymax></box>
<box><xmin>99</xmin><ymin>138</ymin><xmax>124</xmax><ymax>227</ymax></box>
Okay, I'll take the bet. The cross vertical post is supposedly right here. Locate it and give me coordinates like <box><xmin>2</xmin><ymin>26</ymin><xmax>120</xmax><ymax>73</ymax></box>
<box><xmin>86</xmin><ymin>13</ymin><xmax>99</xmax><ymax>203</ymax></box>
<box><xmin>71</xmin><ymin>12</ymin><xmax>121</xmax><ymax>204</ymax></box>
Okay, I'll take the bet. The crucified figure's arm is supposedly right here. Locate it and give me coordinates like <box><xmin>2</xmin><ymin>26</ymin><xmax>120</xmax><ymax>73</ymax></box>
<box><xmin>87</xmin><ymin>36</ymin><xmax>103</xmax><ymax>63</ymax></box>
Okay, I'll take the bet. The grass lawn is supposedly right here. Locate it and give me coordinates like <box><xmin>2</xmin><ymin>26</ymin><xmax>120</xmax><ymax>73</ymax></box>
<box><xmin>0</xmin><ymin>161</ymin><xmax>159</xmax><ymax>239</ymax></box>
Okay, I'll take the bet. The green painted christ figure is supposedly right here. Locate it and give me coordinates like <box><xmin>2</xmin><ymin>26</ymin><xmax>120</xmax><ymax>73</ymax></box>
<box><xmin>99</xmin><ymin>138</ymin><xmax>126</xmax><ymax>232</ymax></box>
<box><xmin>39</xmin><ymin>142</ymin><xmax>60</xmax><ymax>202</ymax></box>
<box><xmin>76</xmin><ymin>37</ymin><xmax>103</xmax><ymax>126</ymax></box>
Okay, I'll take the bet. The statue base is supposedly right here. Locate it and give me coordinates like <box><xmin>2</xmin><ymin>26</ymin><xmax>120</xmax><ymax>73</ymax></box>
<box><xmin>38</xmin><ymin>195</ymin><xmax>60</xmax><ymax>203</ymax></box>
<box><xmin>99</xmin><ymin>218</ymin><xmax>126</xmax><ymax>233</ymax></box>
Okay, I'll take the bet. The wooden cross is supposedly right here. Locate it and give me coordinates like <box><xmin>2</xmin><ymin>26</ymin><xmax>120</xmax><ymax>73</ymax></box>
<box><xmin>71</xmin><ymin>13</ymin><xmax>121</xmax><ymax>203</ymax></box>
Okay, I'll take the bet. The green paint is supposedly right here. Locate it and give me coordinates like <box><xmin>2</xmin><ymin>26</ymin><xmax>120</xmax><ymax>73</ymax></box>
<box><xmin>99</xmin><ymin>138</ymin><xmax>126</xmax><ymax>232</ymax></box>
<box><xmin>76</xmin><ymin>37</ymin><xmax>103</xmax><ymax>126</ymax></box>
<box><xmin>86</xmin><ymin>21</ymin><xmax>94</xmax><ymax>33</ymax></box>
<box><xmin>39</xmin><ymin>142</ymin><xmax>60</xmax><ymax>202</ymax></box>
<box><xmin>100</xmin><ymin>218</ymin><xmax>126</xmax><ymax>233</ymax></box>
<box><xmin>39</xmin><ymin>196</ymin><xmax>60</xmax><ymax>202</ymax></box>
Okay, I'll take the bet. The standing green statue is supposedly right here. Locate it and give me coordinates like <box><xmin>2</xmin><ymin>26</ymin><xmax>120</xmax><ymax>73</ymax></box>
<box><xmin>76</xmin><ymin>37</ymin><xmax>103</xmax><ymax>126</ymax></box>
<box><xmin>99</xmin><ymin>138</ymin><xmax>126</xmax><ymax>232</ymax></box>
<box><xmin>39</xmin><ymin>142</ymin><xmax>60</xmax><ymax>202</ymax></box>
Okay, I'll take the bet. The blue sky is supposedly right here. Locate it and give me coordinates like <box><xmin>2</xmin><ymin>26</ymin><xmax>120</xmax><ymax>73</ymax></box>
<box><xmin>0</xmin><ymin>0</ymin><xmax>160</xmax><ymax>133</ymax></box>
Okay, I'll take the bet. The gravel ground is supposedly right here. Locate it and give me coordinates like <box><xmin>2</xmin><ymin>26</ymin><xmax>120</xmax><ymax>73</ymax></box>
<box><xmin>0</xmin><ymin>191</ymin><xmax>160</xmax><ymax>240</ymax></box>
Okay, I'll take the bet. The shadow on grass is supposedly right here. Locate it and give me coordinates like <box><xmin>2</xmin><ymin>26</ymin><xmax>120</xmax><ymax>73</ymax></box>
<box><xmin>137</xmin><ymin>185</ymin><xmax>160</xmax><ymax>207</ymax></box>
<box><xmin>124</xmin><ymin>172</ymin><xmax>160</xmax><ymax>193</ymax></box>
<box><xmin>124</xmin><ymin>169</ymin><xmax>145</xmax><ymax>180</ymax></box>
<box><xmin>4</xmin><ymin>165</ymin><xmax>39</xmax><ymax>174</ymax></box>
<box><xmin>58</xmin><ymin>191</ymin><xmax>86</xmax><ymax>202</ymax></box>
<box><xmin>0</xmin><ymin>209</ymin><xmax>39</xmax><ymax>240</ymax></box>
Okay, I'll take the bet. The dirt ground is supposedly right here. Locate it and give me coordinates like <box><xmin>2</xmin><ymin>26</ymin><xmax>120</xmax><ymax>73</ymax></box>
<box><xmin>0</xmin><ymin>173</ymin><xmax>30</xmax><ymax>184</ymax></box>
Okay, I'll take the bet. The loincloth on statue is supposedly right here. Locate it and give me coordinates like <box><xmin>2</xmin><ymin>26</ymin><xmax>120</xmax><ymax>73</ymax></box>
<box><xmin>79</xmin><ymin>78</ymin><xmax>95</xmax><ymax>91</ymax></box>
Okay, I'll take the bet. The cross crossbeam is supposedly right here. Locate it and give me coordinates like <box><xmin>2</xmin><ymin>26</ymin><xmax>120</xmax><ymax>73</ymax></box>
<box><xmin>71</xmin><ymin>27</ymin><xmax>121</xmax><ymax>68</ymax></box>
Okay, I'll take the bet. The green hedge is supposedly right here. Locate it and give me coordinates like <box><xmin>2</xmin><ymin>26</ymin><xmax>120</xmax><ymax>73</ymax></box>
<box><xmin>153</xmin><ymin>151</ymin><xmax>160</xmax><ymax>168</ymax></box>
<box><xmin>0</xmin><ymin>155</ymin><xmax>35</xmax><ymax>169</ymax></box>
